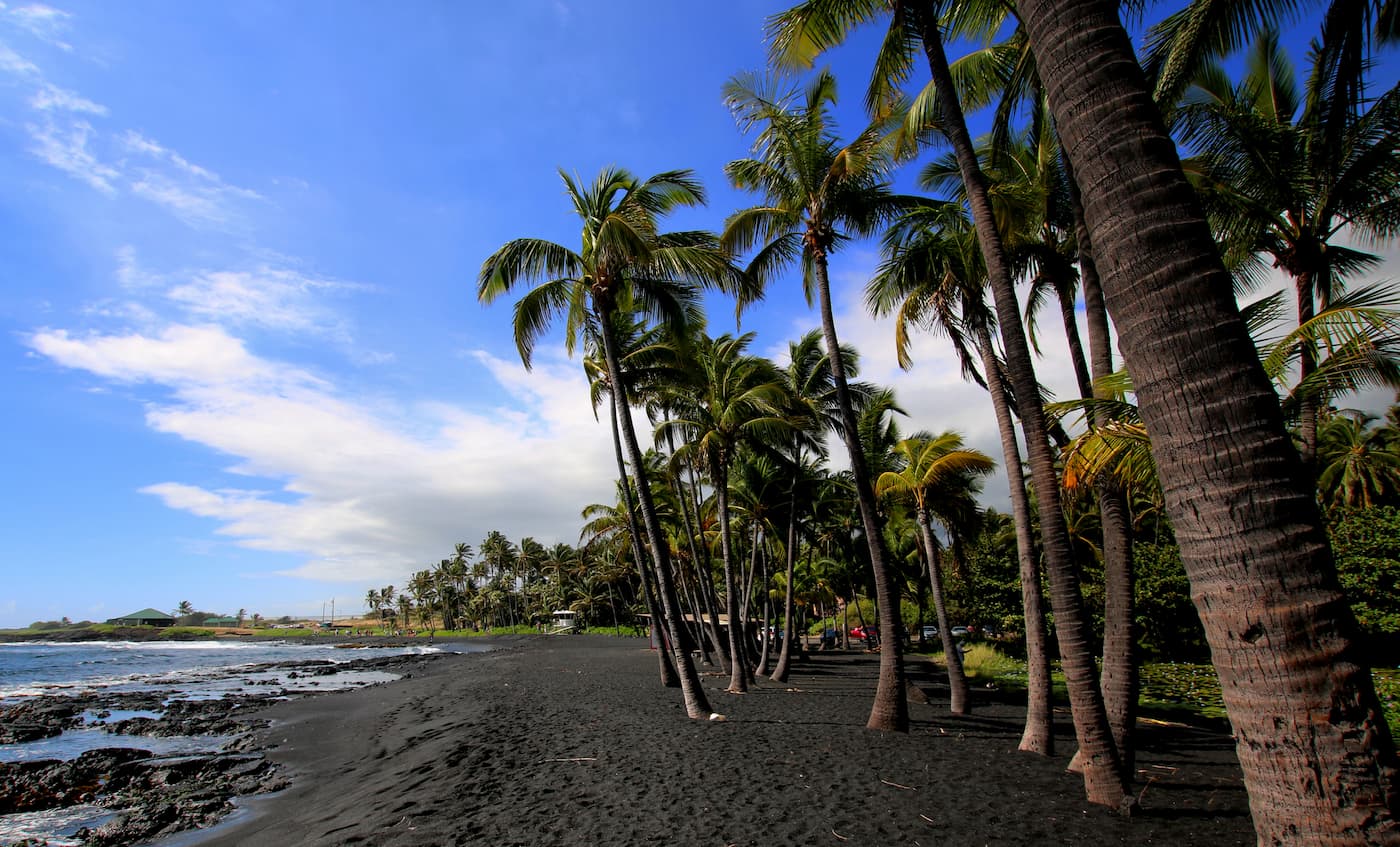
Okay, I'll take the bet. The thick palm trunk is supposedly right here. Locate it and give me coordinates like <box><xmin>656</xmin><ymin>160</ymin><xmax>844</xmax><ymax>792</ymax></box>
<box><xmin>917</xmin><ymin>505</ymin><xmax>970</xmax><ymax>715</ymax></box>
<box><xmin>1065</xmin><ymin>157</ymin><xmax>1139</xmax><ymax>773</ymax></box>
<box><xmin>911</xmin><ymin>3</ymin><xmax>1126</xmax><ymax>804</ymax></box>
<box><xmin>974</xmin><ymin>324</ymin><xmax>1054</xmax><ymax>755</ymax></box>
<box><xmin>713</xmin><ymin>459</ymin><xmax>750</xmax><ymax>694</ymax></box>
<box><xmin>610</xmin><ymin>399</ymin><xmax>680</xmax><ymax>687</ymax></box>
<box><xmin>813</xmin><ymin>252</ymin><xmax>908</xmax><ymax>732</ymax></box>
<box><xmin>597</xmin><ymin>311</ymin><xmax>713</xmax><ymax>719</ymax></box>
<box><xmin>771</xmin><ymin>477</ymin><xmax>801</xmax><ymax>682</ymax></box>
<box><xmin>1019</xmin><ymin>0</ymin><xmax>1400</xmax><ymax>839</ymax></box>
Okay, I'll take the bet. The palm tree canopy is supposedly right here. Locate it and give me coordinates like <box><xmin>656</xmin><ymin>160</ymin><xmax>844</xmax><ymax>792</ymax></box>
<box><xmin>478</xmin><ymin>167</ymin><xmax>750</xmax><ymax>369</ymax></box>
<box><xmin>722</xmin><ymin>70</ymin><xmax>918</xmax><ymax>305</ymax></box>
<box><xmin>875</xmin><ymin>431</ymin><xmax>996</xmax><ymax>511</ymax></box>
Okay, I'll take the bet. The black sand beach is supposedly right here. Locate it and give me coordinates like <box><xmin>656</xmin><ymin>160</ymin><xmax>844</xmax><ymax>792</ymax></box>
<box><xmin>184</xmin><ymin>636</ymin><xmax>1253</xmax><ymax>846</ymax></box>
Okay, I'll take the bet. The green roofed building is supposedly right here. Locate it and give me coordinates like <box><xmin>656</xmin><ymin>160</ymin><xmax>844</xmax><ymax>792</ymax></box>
<box><xmin>204</xmin><ymin>616</ymin><xmax>239</xmax><ymax>627</ymax></box>
<box><xmin>107</xmin><ymin>608</ymin><xmax>176</xmax><ymax>627</ymax></box>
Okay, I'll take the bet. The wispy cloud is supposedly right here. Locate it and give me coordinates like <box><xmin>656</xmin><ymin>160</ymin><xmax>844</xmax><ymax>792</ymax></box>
<box><xmin>121</xmin><ymin>131</ymin><xmax>263</xmax><ymax>227</ymax></box>
<box><xmin>26</xmin><ymin>324</ymin><xmax>617</xmax><ymax>583</ymax></box>
<box><xmin>111</xmin><ymin>249</ymin><xmax>368</xmax><ymax>342</ymax></box>
<box><xmin>165</xmin><ymin>267</ymin><xmax>362</xmax><ymax>340</ymax></box>
<box><xmin>5</xmin><ymin>3</ymin><xmax>73</xmax><ymax>51</ymax></box>
<box><xmin>26</xmin><ymin>115</ymin><xmax>117</xmax><ymax>192</ymax></box>
<box><xmin>31</xmin><ymin>81</ymin><xmax>104</xmax><ymax>113</ymax></box>
<box><xmin>0</xmin><ymin>41</ymin><xmax>38</xmax><ymax>75</ymax></box>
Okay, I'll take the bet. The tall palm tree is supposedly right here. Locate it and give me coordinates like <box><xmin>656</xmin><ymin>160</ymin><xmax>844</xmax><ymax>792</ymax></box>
<box><xmin>867</xmin><ymin>198</ymin><xmax>1056</xmax><ymax>753</ymax></box>
<box><xmin>660</xmin><ymin>332</ymin><xmax>790</xmax><ymax>693</ymax></box>
<box><xmin>876</xmin><ymin>432</ymin><xmax>994</xmax><ymax>714</ymax></box>
<box><xmin>479</xmin><ymin>167</ymin><xmax>744</xmax><ymax>718</ymax></box>
<box><xmin>1178</xmin><ymin>32</ymin><xmax>1400</xmax><ymax>467</ymax></box>
<box><xmin>769</xmin><ymin>4</ymin><xmax>1124</xmax><ymax>796</ymax></box>
<box><xmin>1016</xmin><ymin>0</ymin><xmax>1399</xmax><ymax>838</ymax></box>
<box><xmin>722</xmin><ymin>70</ymin><xmax>917</xmax><ymax>730</ymax></box>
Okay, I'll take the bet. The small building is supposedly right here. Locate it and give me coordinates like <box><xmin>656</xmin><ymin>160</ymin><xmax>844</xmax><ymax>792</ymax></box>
<box><xmin>107</xmin><ymin>608</ymin><xmax>176</xmax><ymax>627</ymax></box>
<box><xmin>204</xmin><ymin>616</ymin><xmax>240</xmax><ymax>627</ymax></box>
<box><xmin>551</xmin><ymin>610</ymin><xmax>578</xmax><ymax>633</ymax></box>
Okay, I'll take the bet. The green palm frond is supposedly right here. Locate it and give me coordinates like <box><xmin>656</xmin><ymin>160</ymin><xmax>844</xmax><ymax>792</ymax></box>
<box><xmin>478</xmin><ymin>238</ymin><xmax>582</xmax><ymax>304</ymax></box>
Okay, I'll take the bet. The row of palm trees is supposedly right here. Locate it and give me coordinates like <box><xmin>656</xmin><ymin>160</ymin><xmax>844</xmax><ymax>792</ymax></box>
<box><xmin>477</xmin><ymin>0</ymin><xmax>1399</xmax><ymax>841</ymax></box>
<box><xmin>362</xmin><ymin>539</ymin><xmax>636</xmax><ymax>633</ymax></box>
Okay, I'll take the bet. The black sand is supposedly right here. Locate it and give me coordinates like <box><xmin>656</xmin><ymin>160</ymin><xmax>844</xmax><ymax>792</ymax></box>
<box><xmin>187</xmin><ymin>636</ymin><xmax>1253</xmax><ymax>846</ymax></box>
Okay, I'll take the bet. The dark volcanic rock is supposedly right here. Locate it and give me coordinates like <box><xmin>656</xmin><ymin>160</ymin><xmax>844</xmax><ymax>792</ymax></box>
<box><xmin>80</xmin><ymin>753</ymin><xmax>287</xmax><ymax>846</ymax></box>
<box><xmin>0</xmin><ymin>700</ymin><xmax>82</xmax><ymax>743</ymax></box>
<box><xmin>0</xmin><ymin>748</ymin><xmax>154</xmax><ymax>813</ymax></box>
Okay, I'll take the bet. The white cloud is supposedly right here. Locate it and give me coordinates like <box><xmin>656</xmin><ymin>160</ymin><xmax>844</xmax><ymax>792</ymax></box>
<box><xmin>121</xmin><ymin>131</ymin><xmax>263</xmax><ymax>228</ymax></box>
<box><xmin>6</xmin><ymin>3</ymin><xmax>72</xmax><ymax>50</ymax></box>
<box><xmin>30</xmin><ymin>81</ymin><xmax>104</xmax><ymax>113</ymax></box>
<box><xmin>27</xmin><ymin>324</ymin><xmax>618</xmax><ymax>584</ymax></box>
<box><xmin>0</xmin><ymin>41</ymin><xmax>38</xmax><ymax>75</ymax></box>
<box><xmin>110</xmin><ymin>250</ymin><xmax>367</xmax><ymax>342</ymax></box>
<box><xmin>25</xmin><ymin>116</ymin><xmax>116</xmax><ymax>192</ymax></box>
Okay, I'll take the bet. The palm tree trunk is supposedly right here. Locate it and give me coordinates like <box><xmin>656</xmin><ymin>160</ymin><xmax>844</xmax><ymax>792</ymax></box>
<box><xmin>771</xmin><ymin>472</ymin><xmax>801</xmax><ymax>682</ymax></box>
<box><xmin>1297</xmin><ymin>270</ymin><xmax>1320</xmax><ymax>469</ymax></box>
<box><xmin>713</xmin><ymin>458</ymin><xmax>750</xmax><ymax>694</ymax></box>
<box><xmin>597</xmin><ymin>309</ymin><xmax>713</xmax><ymax>718</ymax></box>
<box><xmin>1065</xmin><ymin>155</ymin><xmax>1139</xmax><ymax>773</ymax></box>
<box><xmin>1056</xmin><ymin>283</ymin><xmax>1093</xmax><ymax>399</ymax></box>
<box><xmin>610</xmin><ymin>399</ymin><xmax>680</xmax><ymax>687</ymax></box>
<box><xmin>1019</xmin><ymin>0</ymin><xmax>1400</xmax><ymax>837</ymax></box>
<box><xmin>917</xmin><ymin>505</ymin><xmax>971</xmax><ymax>715</ymax></box>
<box><xmin>685</xmin><ymin>458</ymin><xmax>732</xmax><ymax>669</ymax></box>
<box><xmin>910</xmin><ymin>2</ymin><xmax>1126</xmax><ymax>803</ymax></box>
<box><xmin>664</xmin><ymin>440</ymin><xmax>718</xmax><ymax>667</ymax></box>
<box><xmin>974</xmin><ymin>323</ymin><xmax>1053</xmax><ymax>754</ymax></box>
<box><xmin>812</xmin><ymin>250</ymin><xmax>909</xmax><ymax>732</ymax></box>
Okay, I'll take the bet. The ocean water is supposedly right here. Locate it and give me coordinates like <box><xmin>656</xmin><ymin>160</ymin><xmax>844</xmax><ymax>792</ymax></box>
<box><xmin>0</xmin><ymin>639</ymin><xmax>480</xmax><ymax>844</ymax></box>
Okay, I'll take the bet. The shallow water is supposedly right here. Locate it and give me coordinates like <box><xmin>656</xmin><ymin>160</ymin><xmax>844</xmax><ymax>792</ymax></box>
<box><xmin>0</xmin><ymin>639</ymin><xmax>477</xmax><ymax>843</ymax></box>
<box><xmin>0</xmin><ymin>804</ymin><xmax>114</xmax><ymax>846</ymax></box>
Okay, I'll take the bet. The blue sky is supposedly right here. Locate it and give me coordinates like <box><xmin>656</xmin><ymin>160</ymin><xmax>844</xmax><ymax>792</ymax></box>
<box><xmin>1</xmin><ymin>2</ymin><xmax>1394</xmax><ymax>627</ymax></box>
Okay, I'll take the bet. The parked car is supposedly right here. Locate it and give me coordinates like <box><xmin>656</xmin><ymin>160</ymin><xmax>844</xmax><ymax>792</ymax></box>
<box><xmin>950</xmin><ymin>625</ymin><xmax>970</xmax><ymax>639</ymax></box>
<box><xmin>920</xmin><ymin>625</ymin><xmax>939</xmax><ymax>640</ymax></box>
<box><xmin>850</xmin><ymin>625</ymin><xmax>879</xmax><ymax>641</ymax></box>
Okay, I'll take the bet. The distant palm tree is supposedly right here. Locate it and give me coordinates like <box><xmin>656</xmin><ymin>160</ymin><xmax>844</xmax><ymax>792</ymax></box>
<box><xmin>480</xmin><ymin>166</ymin><xmax>747</xmax><ymax>719</ymax></box>
<box><xmin>876</xmin><ymin>433</ymin><xmax>994</xmax><ymax>715</ymax></box>
<box><xmin>659</xmin><ymin>332</ymin><xmax>790</xmax><ymax>694</ymax></box>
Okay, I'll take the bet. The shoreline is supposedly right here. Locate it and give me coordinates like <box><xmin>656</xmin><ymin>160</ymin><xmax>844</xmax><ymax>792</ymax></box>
<box><xmin>178</xmin><ymin>636</ymin><xmax>1253</xmax><ymax>846</ymax></box>
<box><xmin>0</xmin><ymin>637</ymin><xmax>514</xmax><ymax>845</ymax></box>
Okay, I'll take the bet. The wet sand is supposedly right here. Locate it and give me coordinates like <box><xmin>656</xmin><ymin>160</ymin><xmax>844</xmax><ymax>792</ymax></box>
<box><xmin>188</xmin><ymin>636</ymin><xmax>1253</xmax><ymax>846</ymax></box>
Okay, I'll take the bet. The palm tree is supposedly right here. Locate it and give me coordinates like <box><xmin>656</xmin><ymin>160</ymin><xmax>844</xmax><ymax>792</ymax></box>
<box><xmin>175</xmin><ymin>600</ymin><xmax>194</xmax><ymax>618</ymax></box>
<box><xmin>876</xmin><ymin>432</ymin><xmax>994</xmax><ymax>714</ymax></box>
<box><xmin>660</xmin><ymin>332</ymin><xmax>790</xmax><ymax>693</ymax></box>
<box><xmin>586</xmin><ymin>316</ymin><xmax>684</xmax><ymax>685</ymax></box>
<box><xmin>771</xmin><ymin>329</ymin><xmax>860</xmax><ymax>682</ymax></box>
<box><xmin>362</xmin><ymin>589</ymin><xmax>379</xmax><ymax>625</ymax></box>
<box><xmin>1317</xmin><ymin>410</ymin><xmax>1400</xmax><ymax>509</ymax></box>
<box><xmin>867</xmin><ymin>199</ymin><xmax>1055</xmax><ymax>753</ymax></box>
<box><xmin>722</xmin><ymin>70</ymin><xmax>918</xmax><ymax>731</ymax></box>
<box><xmin>769</xmin><ymin>5</ymin><xmax>1124</xmax><ymax>795</ymax></box>
<box><xmin>1016</xmin><ymin>0</ymin><xmax>1399</xmax><ymax>837</ymax></box>
<box><xmin>479</xmin><ymin>167</ymin><xmax>745</xmax><ymax>718</ymax></box>
<box><xmin>1178</xmin><ymin>32</ymin><xmax>1400</xmax><ymax>467</ymax></box>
